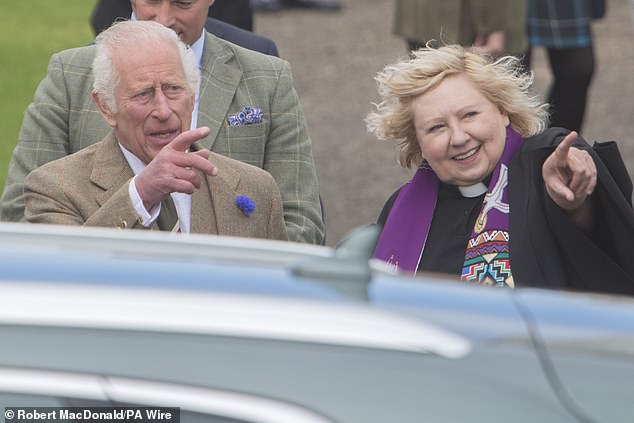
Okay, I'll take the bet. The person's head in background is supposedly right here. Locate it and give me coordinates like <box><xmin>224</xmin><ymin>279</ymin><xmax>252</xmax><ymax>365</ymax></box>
<box><xmin>131</xmin><ymin>0</ymin><xmax>214</xmax><ymax>45</ymax></box>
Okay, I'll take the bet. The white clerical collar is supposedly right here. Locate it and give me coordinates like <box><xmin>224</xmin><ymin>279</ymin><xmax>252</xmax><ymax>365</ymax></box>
<box><xmin>458</xmin><ymin>182</ymin><xmax>488</xmax><ymax>198</ymax></box>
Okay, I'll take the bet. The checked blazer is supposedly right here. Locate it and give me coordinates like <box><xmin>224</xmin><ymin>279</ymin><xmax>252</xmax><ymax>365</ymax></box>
<box><xmin>1</xmin><ymin>31</ymin><xmax>323</xmax><ymax>244</ymax></box>
<box><xmin>24</xmin><ymin>133</ymin><xmax>288</xmax><ymax>241</ymax></box>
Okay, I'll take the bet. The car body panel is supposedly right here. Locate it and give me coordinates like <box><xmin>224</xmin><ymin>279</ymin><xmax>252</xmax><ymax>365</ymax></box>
<box><xmin>1</xmin><ymin>223</ymin><xmax>633</xmax><ymax>422</ymax></box>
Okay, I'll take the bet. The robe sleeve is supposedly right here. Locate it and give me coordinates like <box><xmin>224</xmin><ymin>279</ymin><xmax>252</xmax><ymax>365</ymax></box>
<box><xmin>509</xmin><ymin>128</ymin><xmax>634</xmax><ymax>295</ymax></box>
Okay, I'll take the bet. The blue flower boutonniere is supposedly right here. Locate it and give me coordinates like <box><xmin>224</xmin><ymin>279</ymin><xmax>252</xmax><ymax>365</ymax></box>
<box><xmin>235</xmin><ymin>195</ymin><xmax>256</xmax><ymax>217</ymax></box>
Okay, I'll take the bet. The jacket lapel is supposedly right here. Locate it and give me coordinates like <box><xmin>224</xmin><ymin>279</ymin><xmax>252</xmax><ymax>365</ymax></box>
<box><xmin>191</xmin><ymin>176</ymin><xmax>218</xmax><ymax>235</ymax></box>
<box><xmin>197</xmin><ymin>32</ymin><xmax>242</xmax><ymax>150</ymax></box>
<box><xmin>91</xmin><ymin>133</ymin><xmax>135</xmax><ymax>207</ymax></box>
<box><xmin>191</xmin><ymin>154</ymin><xmax>241</xmax><ymax>235</ymax></box>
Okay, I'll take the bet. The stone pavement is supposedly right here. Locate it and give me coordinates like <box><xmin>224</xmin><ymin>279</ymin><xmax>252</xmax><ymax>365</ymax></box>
<box><xmin>255</xmin><ymin>0</ymin><xmax>634</xmax><ymax>245</ymax></box>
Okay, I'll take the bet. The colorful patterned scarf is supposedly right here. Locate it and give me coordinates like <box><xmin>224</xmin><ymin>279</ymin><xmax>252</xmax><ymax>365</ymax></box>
<box><xmin>374</xmin><ymin>127</ymin><xmax>522</xmax><ymax>288</ymax></box>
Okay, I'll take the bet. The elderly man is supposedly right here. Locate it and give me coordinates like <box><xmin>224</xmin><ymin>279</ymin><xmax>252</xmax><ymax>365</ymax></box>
<box><xmin>24</xmin><ymin>20</ymin><xmax>287</xmax><ymax>241</ymax></box>
<box><xmin>1</xmin><ymin>0</ymin><xmax>323</xmax><ymax>244</ymax></box>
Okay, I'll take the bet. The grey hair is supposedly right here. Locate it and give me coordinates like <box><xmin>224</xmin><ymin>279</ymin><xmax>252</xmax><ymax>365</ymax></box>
<box><xmin>92</xmin><ymin>20</ymin><xmax>200</xmax><ymax>112</ymax></box>
<box><xmin>366</xmin><ymin>44</ymin><xmax>549</xmax><ymax>168</ymax></box>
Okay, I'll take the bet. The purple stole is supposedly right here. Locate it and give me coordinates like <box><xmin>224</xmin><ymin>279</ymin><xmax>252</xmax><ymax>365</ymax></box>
<box><xmin>374</xmin><ymin>128</ymin><xmax>522</xmax><ymax>288</ymax></box>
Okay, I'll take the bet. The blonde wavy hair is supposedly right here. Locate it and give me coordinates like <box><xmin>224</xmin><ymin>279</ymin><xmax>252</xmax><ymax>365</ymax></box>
<box><xmin>366</xmin><ymin>44</ymin><xmax>549</xmax><ymax>168</ymax></box>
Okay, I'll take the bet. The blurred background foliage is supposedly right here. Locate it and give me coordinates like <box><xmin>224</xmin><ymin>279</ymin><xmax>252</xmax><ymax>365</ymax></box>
<box><xmin>0</xmin><ymin>1</ymin><xmax>94</xmax><ymax>189</ymax></box>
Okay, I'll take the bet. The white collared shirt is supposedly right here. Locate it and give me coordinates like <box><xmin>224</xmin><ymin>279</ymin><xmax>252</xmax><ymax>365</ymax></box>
<box><xmin>119</xmin><ymin>143</ymin><xmax>193</xmax><ymax>233</ymax></box>
<box><xmin>188</xmin><ymin>30</ymin><xmax>205</xmax><ymax>129</ymax></box>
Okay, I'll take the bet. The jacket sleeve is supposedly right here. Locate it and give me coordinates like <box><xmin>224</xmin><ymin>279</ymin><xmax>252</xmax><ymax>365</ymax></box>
<box><xmin>0</xmin><ymin>52</ymin><xmax>73</xmax><ymax>222</ymax></box>
<box><xmin>265</xmin><ymin>175</ymin><xmax>289</xmax><ymax>242</ymax></box>
<box><xmin>510</xmin><ymin>128</ymin><xmax>634</xmax><ymax>295</ymax></box>
<box><xmin>265</xmin><ymin>60</ymin><xmax>324</xmax><ymax>244</ymax></box>
<box><xmin>25</xmin><ymin>165</ymin><xmax>142</xmax><ymax>230</ymax></box>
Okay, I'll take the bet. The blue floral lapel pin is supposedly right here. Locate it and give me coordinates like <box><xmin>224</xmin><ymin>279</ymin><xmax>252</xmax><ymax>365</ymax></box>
<box><xmin>235</xmin><ymin>195</ymin><xmax>256</xmax><ymax>217</ymax></box>
<box><xmin>227</xmin><ymin>106</ymin><xmax>263</xmax><ymax>126</ymax></box>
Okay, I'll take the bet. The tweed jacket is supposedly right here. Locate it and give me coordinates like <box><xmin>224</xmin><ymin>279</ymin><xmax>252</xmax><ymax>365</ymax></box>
<box><xmin>1</xmin><ymin>31</ymin><xmax>322</xmax><ymax>244</ymax></box>
<box><xmin>393</xmin><ymin>0</ymin><xmax>527</xmax><ymax>55</ymax></box>
<box><xmin>205</xmin><ymin>17</ymin><xmax>278</xmax><ymax>56</ymax></box>
<box><xmin>24</xmin><ymin>133</ymin><xmax>288</xmax><ymax>241</ymax></box>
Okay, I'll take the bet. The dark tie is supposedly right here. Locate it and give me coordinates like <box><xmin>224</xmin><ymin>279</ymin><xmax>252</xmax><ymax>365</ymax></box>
<box><xmin>156</xmin><ymin>196</ymin><xmax>178</xmax><ymax>232</ymax></box>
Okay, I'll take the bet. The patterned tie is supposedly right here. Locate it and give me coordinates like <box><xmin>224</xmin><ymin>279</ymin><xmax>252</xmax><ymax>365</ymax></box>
<box><xmin>156</xmin><ymin>196</ymin><xmax>179</xmax><ymax>232</ymax></box>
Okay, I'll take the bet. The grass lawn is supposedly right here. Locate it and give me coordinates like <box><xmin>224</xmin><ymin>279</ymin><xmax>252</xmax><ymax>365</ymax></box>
<box><xmin>0</xmin><ymin>0</ymin><xmax>95</xmax><ymax>190</ymax></box>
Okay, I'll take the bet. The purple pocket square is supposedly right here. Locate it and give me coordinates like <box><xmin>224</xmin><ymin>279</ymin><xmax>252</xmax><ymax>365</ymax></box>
<box><xmin>227</xmin><ymin>106</ymin><xmax>263</xmax><ymax>126</ymax></box>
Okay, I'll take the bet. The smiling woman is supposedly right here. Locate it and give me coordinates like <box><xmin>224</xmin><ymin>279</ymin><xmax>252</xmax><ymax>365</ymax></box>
<box><xmin>366</xmin><ymin>44</ymin><xmax>634</xmax><ymax>295</ymax></box>
<box><xmin>411</xmin><ymin>74</ymin><xmax>510</xmax><ymax>187</ymax></box>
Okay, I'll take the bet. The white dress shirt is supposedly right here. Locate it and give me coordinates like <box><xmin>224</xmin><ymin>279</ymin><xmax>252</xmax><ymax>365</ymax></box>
<box><xmin>120</xmin><ymin>144</ymin><xmax>193</xmax><ymax>233</ymax></box>
<box><xmin>188</xmin><ymin>30</ymin><xmax>205</xmax><ymax>129</ymax></box>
